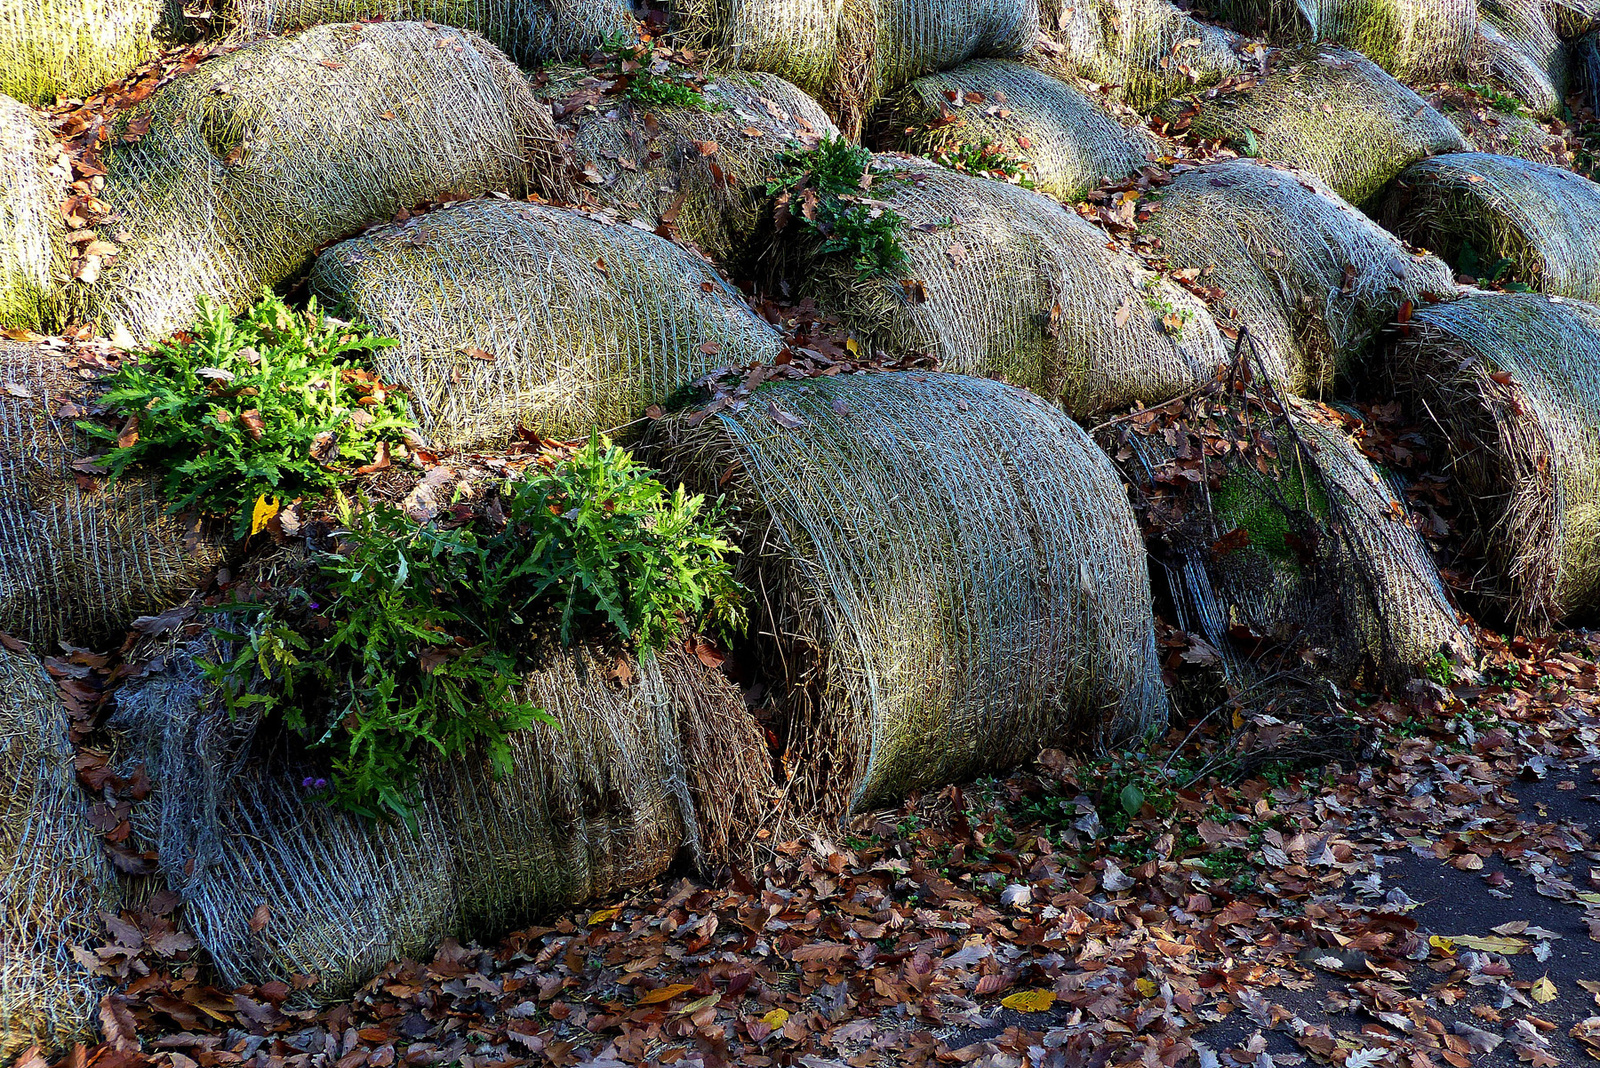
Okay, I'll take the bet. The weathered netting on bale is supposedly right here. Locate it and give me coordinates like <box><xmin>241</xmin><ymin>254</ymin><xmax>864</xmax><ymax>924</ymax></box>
<box><xmin>309</xmin><ymin>199</ymin><xmax>783</xmax><ymax>450</ymax></box>
<box><xmin>1034</xmin><ymin>0</ymin><xmax>1244</xmax><ymax>108</ymax></box>
<box><xmin>1153</xmin><ymin>46</ymin><xmax>1469</xmax><ymax>205</ymax></box>
<box><xmin>1428</xmin><ymin>87</ymin><xmax>1570</xmax><ymax>163</ymax></box>
<box><xmin>1477</xmin><ymin>0</ymin><xmax>1569</xmax><ymax>118</ymax></box>
<box><xmin>869</xmin><ymin>59</ymin><xmax>1156</xmax><ymax>202</ymax></box>
<box><xmin>228</xmin><ymin>0</ymin><xmax>638</xmax><ymax>62</ymax></box>
<box><xmin>1140</xmin><ymin>159</ymin><xmax>1454</xmax><ymax>395</ymax></box>
<box><xmin>81</xmin><ymin>21</ymin><xmax>566</xmax><ymax>345</ymax></box>
<box><xmin>1210</xmin><ymin>0</ymin><xmax>1474</xmax><ymax>80</ymax></box>
<box><xmin>0</xmin><ymin>342</ymin><xmax>226</xmax><ymax>650</ymax></box>
<box><xmin>1</xmin><ymin>97</ymin><xmax>65</xmax><ymax>332</ymax></box>
<box><xmin>564</xmin><ymin>71</ymin><xmax>839</xmax><ymax>268</ymax></box>
<box><xmin>1387</xmin><ymin>292</ymin><xmax>1600</xmax><ymax>630</ymax></box>
<box><xmin>649</xmin><ymin>372</ymin><xmax>1168</xmax><ymax>817</ymax></box>
<box><xmin>1379</xmin><ymin>153</ymin><xmax>1600</xmax><ymax>302</ymax></box>
<box><xmin>1</xmin><ymin>646</ymin><xmax>118</xmax><ymax>1060</ymax></box>
<box><xmin>789</xmin><ymin>159</ymin><xmax>1226</xmax><ymax>419</ymax></box>
<box><xmin>0</xmin><ymin>0</ymin><xmax>162</xmax><ymax>104</ymax></box>
<box><xmin>111</xmin><ymin>641</ymin><xmax>774</xmax><ymax>998</ymax></box>
<box><xmin>1582</xmin><ymin>30</ymin><xmax>1600</xmax><ymax>115</ymax></box>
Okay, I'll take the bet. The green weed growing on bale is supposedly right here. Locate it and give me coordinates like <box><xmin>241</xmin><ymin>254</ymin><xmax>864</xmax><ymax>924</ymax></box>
<box><xmin>769</xmin><ymin>136</ymin><xmax>912</xmax><ymax>279</ymax></box>
<box><xmin>627</xmin><ymin>70</ymin><xmax>722</xmax><ymax>112</ymax></box>
<box><xmin>926</xmin><ymin>133</ymin><xmax>1035</xmax><ymax>188</ymax></box>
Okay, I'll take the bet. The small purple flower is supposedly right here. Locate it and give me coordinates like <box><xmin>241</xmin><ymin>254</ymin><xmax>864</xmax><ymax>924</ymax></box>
<box><xmin>301</xmin><ymin>776</ymin><xmax>330</xmax><ymax>791</ymax></box>
<box><xmin>308</xmin><ymin>602</ymin><xmax>321</xmax><ymax>610</ymax></box>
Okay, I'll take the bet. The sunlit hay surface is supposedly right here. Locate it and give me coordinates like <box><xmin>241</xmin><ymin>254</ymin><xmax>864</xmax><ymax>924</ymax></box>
<box><xmin>0</xmin><ymin>342</ymin><xmax>227</xmax><ymax>650</ymax></box>
<box><xmin>1033</xmin><ymin>0</ymin><xmax>1243</xmax><ymax>109</ymax></box>
<box><xmin>871</xmin><ymin>59</ymin><xmax>1155</xmax><ymax>202</ymax></box>
<box><xmin>1143</xmin><ymin>159</ymin><xmax>1454</xmax><ymax>395</ymax></box>
<box><xmin>1153</xmin><ymin>46</ymin><xmax>1468</xmax><ymax>206</ymax></box>
<box><xmin>0</xmin><ymin>97</ymin><xmax>66</xmax><ymax>331</ymax></box>
<box><xmin>1477</xmin><ymin>0</ymin><xmax>1569</xmax><ymax>118</ymax></box>
<box><xmin>651</xmin><ymin>372</ymin><xmax>1169</xmax><ymax>819</ymax></box>
<box><xmin>1430</xmin><ymin>87</ymin><xmax>1569</xmax><ymax>163</ymax></box>
<box><xmin>83</xmin><ymin>21</ymin><xmax>567</xmax><ymax>345</ymax></box>
<box><xmin>111</xmin><ymin>640</ymin><xmax>769</xmax><ymax>1000</ymax></box>
<box><xmin>1210</xmin><ymin>0</ymin><xmax>1475</xmax><ymax>81</ymax></box>
<box><xmin>309</xmin><ymin>199</ymin><xmax>784</xmax><ymax>450</ymax></box>
<box><xmin>1</xmin><ymin>646</ymin><xmax>118</xmax><ymax>1061</ymax></box>
<box><xmin>0</xmin><ymin>0</ymin><xmax>161</xmax><ymax>104</ymax></box>
<box><xmin>1389</xmin><ymin>293</ymin><xmax>1600</xmax><ymax>631</ymax></box>
<box><xmin>1380</xmin><ymin>152</ymin><xmax>1600</xmax><ymax>302</ymax></box>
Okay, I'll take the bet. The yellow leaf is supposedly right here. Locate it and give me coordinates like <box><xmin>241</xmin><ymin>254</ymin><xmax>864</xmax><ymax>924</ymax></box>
<box><xmin>587</xmin><ymin>906</ymin><xmax>621</xmax><ymax>925</ymax></box>
<box><xmin>635</xmin><ymin>982</ymin><xmax>695</xmax><ymax>1005</ymax></box>
<box><xmin>250</xmin><ymin>494</ymin><xmax>280</xmax><ymax>536</ymax></box>
<box><xmin>1429</xmin><ymin>935</ymin><xmax>1456</xmax><ymax>955</ymax></box>
<box><xmin>1452</xmin><ymin>934</ymin><xmax>1528</xmax><ymax>955</ymax></box>
<box><xmin>678</xmin><ymin>993</ymin><xmax>720</xmax><ymax>1016</ymax></box>
<box><xmin>761</xmin><ymin>1008</ymin><xmax>790</xmax><ymax>1029</ymax></box>
<box><xmin>1531</xmin><ymin>975</ymin><xmax>1558</xmax><ymax>1004</ymax></box>
<box><xmin>1231</xmin><ymin>708</ymin><xmax>1245</xmax><ymax>729</ymax></box>
<box><xmin>1135</xmin><ymin>978</ymin><xmax>1159</xmax><ymax>997</ymax></box>
<box><xmin>1000</xmin><ymin>989</ymin><xmax>1056</xmax><ymax>1012</ymax></box>
<box><xmin>845</xmin><ymin>337</ymin><xmax>861</xmax><ymax>356</ymax></box>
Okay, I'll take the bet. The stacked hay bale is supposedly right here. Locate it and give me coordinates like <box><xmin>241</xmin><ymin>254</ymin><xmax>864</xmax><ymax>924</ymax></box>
<box><xmin>870</xmin><ymin>59</ymin><xmax>1157</xmax><ymax>202</ymax></box>
<box><xmin>1427</xmin><ymin>86</ymin><xmax>1570</xmax><ymax>163</ymax></box>
<box><xmin>1210</xmin><ymin>0</ymin><xmax>1474</xmax><ymax>81</ymax></box>
<box><xmin>80</xmin><ymin>21</ymin><xmax>567</xmax><ymax>345</ymax></box>
<box><xmin>649</xmin><ymin>372</ymin><xmax>1168</xmax><ymax>816</ymax></box>
<box><xmin>1582</xmin><ymin>29</ymin><xmax>1600</xmax><ymax>114</ymax></box>
<box><xmin>2</xmin><ymin>645</ymin><xmax>119</xmax><ymax>1060</ymax></box>
<box><xmin>787</xmin><ymin>159</ymin><xmax>1227</xmax><ymax>418</ymax></box>
<box><xmin>309</xmin><ymin>199</ymin><xmax>785</xmax><ymax>450</ymax></box>
<box><xmin>1477</xmin><ymin>0</ymin><xmax>1569</xmax><ymax>118</ymax></box>
<box><xmin>1378</xmin><ymin>153</ymin><xmax>1600</xmax><ymax>302</ymax></box>
<box><xmin>0</xmin><ymin>0</ymin><xmax>163</xmax><ymax>104</ymax></box>
<box><xmin>1035</xmin><ymin>0</ymin><xmax>1244</xmax><ymax>108</ymax></box>
<box><xmin>1139</xmin><ymin>160</ymin><xmax>1455</xmax><ymax>395</ymax></box>
<box><xmin>1153</xmin><ymin>46</ymin><xmax>1469</xmax><ymax>205</ymax></box>
<box><xmin>1388</xmin><ymin>292</ymin><xmax>1600</xmax><ymax>630</ymax></box>
<box><xmin>0</xmin><ymin>96</ymin><xmax>65</xmax><ymax>332</ymax></box>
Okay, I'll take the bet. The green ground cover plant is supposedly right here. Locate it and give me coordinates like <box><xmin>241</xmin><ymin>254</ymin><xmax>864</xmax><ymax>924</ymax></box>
<box><xmin>769</xmin><ymin>135</ymin><xmax>912</xmax><ymax>278</ymax></box>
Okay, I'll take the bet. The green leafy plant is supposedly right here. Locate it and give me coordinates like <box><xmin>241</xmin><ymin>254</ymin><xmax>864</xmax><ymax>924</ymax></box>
<box><xmin>627</xmin><ymin>69</ymin><xmax>721</xmax><ymax>111</ymax></box>
<box><xmin>84</xmin><ymin>292</ymin><xmax>413</xmax><ymax>538</ymax></box>
<box><xmin>926</xmin><ymin>133</ymin><xmax>1034</xmax><ymax>187</ymax></box>
<box><xmin>769</xmin><ymin>135</ymin><xmax>912</xmax><ymax>279</ymax></box>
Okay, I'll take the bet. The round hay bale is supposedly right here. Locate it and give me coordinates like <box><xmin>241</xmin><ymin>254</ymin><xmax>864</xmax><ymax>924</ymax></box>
<box><xmin>0</xmin><ymin>341</ymin><xmax>227</xmax><ymax>650</ymax></box>
<box><xmin>1034</xmin><ymin>0</ymin><xmax>1244</xmax><ymax>109</ymax></box>
<box><xmin>1378</xmin><ymin>153</ymin><xmax>1600</xmax><ymax>302</ymax></box>
<box><xmin>0</xmin><ymin>96</ymin><xmax>66</xmax><ymax>332</ymax></box>
<box><xmin>111</xmin><ymin>640</ymin><xmax>772</xmax><ymax>998</ymax></box>
<box><xmin>1387</xmin><ymin>291</ymin><xmax>1600</xmax><ymax>630</ymax></box>
<box><xmin>1210</xmin><ymin>0</ymin><xmax>1474</xmax><ymax>81</ymax></box>
<box><xmin>788</xmin><ymin>158</ymin><xmax>1227</xmax><ymax>418</ymax></box>
<box><xmin>1153</xmin><ymin>46</ymin><xmax>1469</xmax><ymax>206</ymax></box>
<box><xmin>0</xmin><ymin>0</ymin><xmax>163</xmax><ymax>105</ymax></box>
<box><xmin>1140</xmin><ymin>159</ymin><xmax>1454</xmax><ymax>395</ymax></box>
<box><xmin>81</xmin><ymin>21</ymin><xmax>567</xmax><ymax>346</ymax></box>
<box><xmin>1428</xmin><ymin>86</ymin><xmax>1570</xmax><ymax>164</ymax></box>
<box><xmin>1</xmin><ymin>645</ymin><xmax>118</xmax><ymax>1060</ymax></box>
<box><xmin>869</xmin><ymin>59</ymin><xmax>1157</xmax><ymax>202</ymax></box>
<box><xmin>1582</xmin><ymin>29</ymin><xmax>1600</xmax><ymax>115</ymax></box>
<box><xmin>1477</xmin><ymin>0</ymin><xmax>1569</xmax><ymax>118</ymax></box>
<box><xmin>648</xmin><ymin>371</ymin><xmax>1169</xmax><ymax>817</ymax></box>
<box><xmin>309</xmin><ymin>198</ymin><xmax>784</xmax><ymax>450</ymax></box>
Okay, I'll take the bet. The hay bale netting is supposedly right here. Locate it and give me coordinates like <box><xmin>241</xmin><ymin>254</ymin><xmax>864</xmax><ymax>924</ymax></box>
<box><xmin>1035</xmin><ymin>0</ymin><xmax>1244</xmax><ymax>108</ymax></box>
<box><xmin>0</xmin><ymin>342</ymin><xmax>226</xmax><ymax>649</ymax></box>
<box><xmin>789</xmin><ymin>159</ymin><xmax>1227</xmax><ymax>418</ymax></box>
<box><xmin>0</xmin><ymin>96</ymin><xmax>66</xmax><ymax>332</ymax></box>
<box><xmin>1153</xmin><ymin>46</ymin><xmax>1469</xmax><ymax>206</ymax></box>
<box><xmin>81</xmin><ymin>21</ymin><xmax>567</xmax><ymax>346</ymax></box>
<box><xmin>111</xmin><ymin>641</ymin><xmax>775</xmax><ymax>998</ymax></box>
<box><xmin>0</xmin><ymin>0</ymin><xmax>162</xmax><ymax>105</ymax></box>
<box><xmin>564</xmin><ymin>71</ymin><xmax>840</xmax><ymax>267</ymax></box>
<box><xmin>1477</xmin><ymin>0</ymin><xmax>1569</xmax><ymax>118</ymax></box>
<box><xmin>1209</xmin><ymin>0</ymin><xmax>1474</xmax><ymax>81</ymax></box>
<box><xmin>1140</xmin><ymin>159</ymin><xmax>1454</xmax><ymax>395</ymax></box>
<box><xmin>1428</xmin><ymin>86</ymin><xmax>1570</xmax><ymax>164</ymax></box>
<box><xmin>2</xmin><ymin>646</ymin><xmax>118</xmax><ymax>1060</ymax></box>
<box><xmin>309</xmin><ymin>199</ymin><xmax>784</xmax><ymax>450</ymax></box>
<box><xmin>869</xmin><ymin>59</ymin><xmax>1156</xmax><ymax>202</ymax></box>
<box><xmin>1387</xmin><ymin>292</ymin><xmax>1600</xmax><ymax>629</ymax></box>
<box><xmin>649</xmin><ymin>372</ymin><xmax>1168</xmax><ymax>816</ymax></box>
<box><xmin>1583</xmin><ymin>29</ymin><xmax>1600</xmax><ymax>115</ymax></box>
<box><xmin>1378</xmin><ymin>153</ymin><xmax>1600</xmax><ymax>302</ymax></box>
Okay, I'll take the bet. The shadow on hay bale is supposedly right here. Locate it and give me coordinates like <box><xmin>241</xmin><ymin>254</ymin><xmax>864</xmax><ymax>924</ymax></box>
<box><xmin>1</xmin><ymin>97</ymin><xmax>67</xmax><ymax>331</ymax></box>
<box><xmin>1378</xmin><ymin>153</ymin><xmax>1600</xmax><ymax>302</ymax></box>
<box><xmin>1387</xmin><ymin>291</ymin><xmax>1600</xmax><ymax>631</ymax></box>
<box><xmin>0</xmin><ymin>0</ymin><xmax>164</xmax><ymax>105</ymax></box>
<box><xmin>79</xmin><ymin>21</ymin><xmax>567</xmax><ymax>346</ymax></box>
<box><xmin>0</xmin><ymin>341</ymin><xmax>227</xmax><ymax>650</ymax></box>
<box><xmin>1426</xmin><ymin>87</ymin><xmax>1572</xmax><ymax>164</ymax></box>
<box><xmin>868</xmin><ymin>59</ymin><xmax>1157</xmax><ymax>202</ymax></box>
<box><xmin>1476</xmin><ymin>0</ymin><xmax>1569</xmax><ymax>118</ymax></box>
<box><xmin>780</xmin><ymin>158</ymin><xmax>1227</xmax><ymax>419</ymax></box>
<box><xmin>646</xmin><ymin>371</ymin><xmax>1169</xmax><ymax>818</ymax></box>
<box><xmin>1033</xmin><ymin>0</ymin><xmax>1244</xmax><ymax>109</ymax></box>
<box><xmin>1139</xmin><ymin>159</ymin><xmax>1454</xmax><ymax>396</ymax></box>
<box><xmin>1153</xmin><ymin>46</ymin><xmax>1468</xmax><ymax>206</ymax></box>
<box><xmin>110</xmin><ymin>641</ymin><xmax>775</xmax><ymax>999</ymax></box>
<box><xmin>308</xmin><ymin>198</ymin><xmax>784</xmax><ymax>450</ymax></box>
<box><xmin>1</xmin><ymin>645</ymin><xmax>118</xmax><ymax>1061</ymax></box>
<box><xmin>1208</xmin><ymin>0</ymin><xmax>1474</xmax><ymax>81</ymax></box>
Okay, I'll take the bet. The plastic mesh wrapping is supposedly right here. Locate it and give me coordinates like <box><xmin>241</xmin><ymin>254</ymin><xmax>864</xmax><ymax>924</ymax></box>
<box><xmin>1429</xmin><ymin>88</ymin><xmax>1570</xmax><ymax>163</ymax></box>
<box><xmin>650</xmin><ymin>372</ymin><xmax>1169</xmax><ymax>817</ymax></box>
<box><xmin>1154</xmin><ymin>46</ymin><xmax>1469</xmax><ymax>206</ymax></box>
<box><xmin>1141</xmin><ymin>160</ymin><xmax>1454</xmax><ymax>395</ymax></box>
<box><xmin>0</xmin><ymin>97</ymin><xmax>66</xmax><ymax>331</ymax></box>
<box><xmin>309</xmin><ymin>199</ymin><xmax>784</xmax><ymax>450</ymax></box>
<box><xmin>0</xmin><ymin>0</ymin><xmax>162</xmax><ymax>104</ymax></box>
<box><xmin>1379</xmin><ymin>153</ymin><xmax>1600</xmax><ymax>303</ymax></box>
<box><xmin>1034</xmin><ymin>0</ymin><xmax>1243</xmax><ymax>109</ymax></box>
<box><xmin>1212</xmin><ymin>0</ymin><xmax>1474</xmax><ymax>80</ymax></box>
<box><xmin>1</xmin><ymin>646</ymin><xmax>118</xmax><ymax>1060</ymax></box>
<box><xmin>1477</xmin><ymin>0</ymin><xmax>1569</xmax><ymax>118</ymax></box>
<box><xmin>871</xmin><ymin>59</ymin><xmax>1156</xmax><ymax>202</ymax></box>
<box><xmin>791</xmin><ymin>159</ymin><xmax>1226</xmax><ymax>419</ymax></box>
<box><xmin>1388</xmin><ymin>292</ymin><xmax>1600</xmax><ymax>630</ymax></box>
<box><xmin>81</xmin><ymin>21</ymin><xmax>567</xmax><ymax>345</ymax></box>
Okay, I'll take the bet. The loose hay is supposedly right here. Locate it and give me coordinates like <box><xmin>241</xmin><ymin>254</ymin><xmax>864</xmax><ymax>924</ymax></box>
<box><xmin>0</xmin><ymin>96</ymin><xmax>66</xmax><ymax>331</ymax></box>
<box><xmin>1211</xmin><ymin>0</ymin><xmax>1474</xmax><ymax>81</ymax></box>
<box><xmin>1477</xmin><ymin>0</ymin><xmax>1569</xmax><ymax>118</ymax></box>
<box><xmin>787</xmin><ymin>159</ymin><xmax>1227</xmax><ymax>418</ymax></box>
<box><xmin>1</xmin><ymin>645</ymin><xmax>118</xmax><ymax>1061</ymax></box>
<box><xmin>870</xmin><ymin>59</ymin><xmax>1156</xmax><ymax>202</ymax></box>
<box><xmin>0</xmin><ymin>0</ymin><xmax>163</xmax><ymax>104</ymax></box>
<box><xmin>1387</xmin><ymin>292</ymin><xmax>1600</xmax><ymax>630</ymax></box>
<box><xmin>1379</xmin><ymin>152</ymin><xmax>1600</xmax><ymax>302</ymax></box>
<box><xmin>1154</xmin><ymin>46</ymin><xmax>1469</xmax><ymax>205</ymax></box>
<box><xmin>649</xmin><ymin>371</ymin><xmax>1169</xmax><ymax>817</ymax></box>
<box><xmin>1034</xmin><ymin>0</ymin><xmax>1244</xmax><ymax>109</ymax></box>
<box><xmin>82</xmin><ymin>22</ymin><xmax>567</xmax><ymax>345</ymax></box>
<box><xmin>1140</xmin><ymin>159</ymin><xmax>1454</xmax><ymax>395</ymax></box>
<box><xmin>309</xmin><ymin>198</ymin><xmax>784</xmax><ymax>450</ymax></box>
